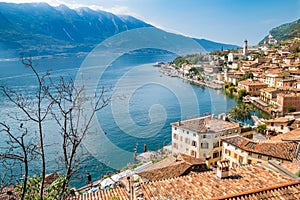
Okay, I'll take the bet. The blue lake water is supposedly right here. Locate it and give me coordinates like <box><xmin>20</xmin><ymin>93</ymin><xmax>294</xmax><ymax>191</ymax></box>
<box><xmin>0</xmin><ymin>51</ymin><xmax>237</xmax><ymax>187</ymax></box>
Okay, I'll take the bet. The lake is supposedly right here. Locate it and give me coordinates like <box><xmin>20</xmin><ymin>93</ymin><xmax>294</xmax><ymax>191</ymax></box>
<box><xmin>0</xmin><ymin>50</ymin><xmax>237</xmax><ymax>187</ymax></box>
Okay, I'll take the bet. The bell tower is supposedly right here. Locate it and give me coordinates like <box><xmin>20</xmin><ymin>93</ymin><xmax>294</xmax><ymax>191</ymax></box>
<box><xmin>243</xmin><ymin>39</ymin><xmax>248</xmax><ymax>57</ymax></box>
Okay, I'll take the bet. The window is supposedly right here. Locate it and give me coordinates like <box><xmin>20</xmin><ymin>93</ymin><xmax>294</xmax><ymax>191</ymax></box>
<box><xmin>191</xmin><ymin>140</ymin><xmax>197</xmax><ymax>147</ymax></box>
<box><xmin>203</xmin><ymin>134</ymin><xmax>206</xmax><ymax>138</ymax></box>
<box><xmin>185</xmin><ymin>138</ymin><xmax>190</xmax><ymax>144</ymax></box>
<box><xmin>281</xmin><ymin>125</ymin><xmax>284</xmax><ymax>130</ymax></box>
<box><xmin>225</xmin><ymin>149</ymin><xmax>230</xmax><ymax>155</ymax></box>
<box><xmin>173</xmin><ymin>143</ymin><xmax>178</xmax><ymax>149</ymax></box>
<box><xmin>213</xmin><ymin>142</ymin><xmax>219</xmax><ymax>148</ymax></box>
<box><xmin>201</xmin><ymin>142</ymin><xmax>209</xmax><ymax>149</ymax></box>
<box><xmin>193</xmin><ymin>133</ymin><xmax>196</xmax><ymax>137</ymax></box>
<box><xmin>174</xmin><ymin>127</ymin><xmax>177</xmax><ymax>130</ymax></box>
<box><xmin>234</xmin><ymin>153</ymin><xmax>237</xmax><ymax>159</ymax></box>
<box><xmin>258</xmin><ymin>155</ymin><xmax>262</xmax><ymax>159</ymax></box>
<box><xmin>173</xmin><ymin>133</ymin><xmax>178</xmax><ymax>140</ymax></box>
<box><xmin>187</xmin><ymin>131</ymin><xmax>189</xmax><ymax>134</ymax></box>
<box><xmin>268</xmin><ymin>157</ymin><xmax>272</xmax><ymax>160</ymax></box>
<box><xmin>248</xmin><ymin>152</ymin><xmax>252</xmax><ymax>156</ymax></box>
<box><xmin>247</xmin><ymin>159</ymin><xmax>252</xmax><ymax>164</ymax></box>
<box><xmin>239</xmin><ymin>156</ymin><xmax>243</xmax><ymax>163</ymax></box>
<box><xmin>213</xmin><ymin>151</ymin><xmax>219</xmax><ymax>158</ymax></box>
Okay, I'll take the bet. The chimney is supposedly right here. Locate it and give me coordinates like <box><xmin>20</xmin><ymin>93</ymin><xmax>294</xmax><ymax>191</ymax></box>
<box><xmin>178</xmin><ymin>120</ymin><xmax>181</xmax><ymax>126</ymax></box>
<box><xmin>205</xmin><ymin>155</ymin><xmax>211</xmax><ymax>169</ymax></box>
<box><xmin>216</xmin><ymin>160</ymin><xmax>230</xmax><ymax>179</ymax></box>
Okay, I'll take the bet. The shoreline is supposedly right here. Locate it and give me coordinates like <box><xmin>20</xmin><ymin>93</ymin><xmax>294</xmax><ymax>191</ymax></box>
<box><xmin>159</xmin><ymin>64</ymin><xmax>223</xmax><ymax>90</ymax></box>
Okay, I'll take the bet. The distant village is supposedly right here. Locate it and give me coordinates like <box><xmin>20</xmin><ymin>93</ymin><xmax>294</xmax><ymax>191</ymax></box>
<box><xmin>2</xmin><ymin>35</ymin><xmax>300</xmax><ymax>200</ymax></box>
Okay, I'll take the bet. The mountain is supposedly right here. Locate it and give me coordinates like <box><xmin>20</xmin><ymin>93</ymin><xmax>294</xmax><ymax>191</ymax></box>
<box><xmin>193</xmin><ymin>38</ymin><xmax>239</xmax><ymax>52</ymax></box>
<box><xmin>259</xmin><ymin>18</ymin><xmax>300</xmax><ymax>44</ymax></box>
<box><xmin>0</xmin><ymin>2</ymin><xmax>239</xmax><ymax>58</ymax></box>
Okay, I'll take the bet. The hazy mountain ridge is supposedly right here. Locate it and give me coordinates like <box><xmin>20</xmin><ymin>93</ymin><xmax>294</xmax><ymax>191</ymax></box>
<box><xmin>0</xmin><ymin>2</ymin><xmax>239</xmax><ymax>58</ymax></box>
<box><xmin>260</xmin><ymin>18</ymin><xmax>300</xmax><ymax>44</ymax></box>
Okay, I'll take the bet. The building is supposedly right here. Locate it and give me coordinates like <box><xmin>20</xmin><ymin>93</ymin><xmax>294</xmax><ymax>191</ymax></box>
<box><xmin>264</xmin><ymin>70</ymin><xmax>290</xmax><ymax>88</ymax></box>
<box><xmin>264</xmin><ymin>117</ymin><xmax>294</xmax><ymax>135</ymax></box>
<box><xmin>260</xmin><ymin>87</ymin><xmax>279</xmax><ymax>104</ymax></box>
<box><xmin>137</xmin><ymin>154</ymin><xmax>208</xmax><ymax>181</ymax></box>
<box><xmin>276</xmin><ymin>77</ymin><xmax>296</xmax><ymax>87</ymax></box>
<box><xmin>222</xmin><ymin>135</ymin><xmax>298</xmax><ymax>167</ymax></box>
<box><xmin>264</xmin><ymin>33</ymin><xmax>278</xmax><ymax>45</ymax></box>
<box><xmin>171</xmin><ymin>115</ymin><xmax>242</xmax><ymax>166</ymax></box>
<box><xmin>277</xmin><ymin>92</ymin><xmax>300</xmax><ymax>114</ymax></box>
<box><xmin>224</xmin><ymin>71</ymin><xmax>244</xmax><ymax>85</ymax></box>
<box><xmin>237</xmin><ymin>79</ymin><xmax>267</xmax><ymax>96</ymax></box>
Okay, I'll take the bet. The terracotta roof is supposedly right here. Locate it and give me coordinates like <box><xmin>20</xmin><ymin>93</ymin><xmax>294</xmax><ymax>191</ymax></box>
<box><xmin>212</xmin><ymin>181</ymin><xmax>300</xmax><ymax>200</ymax></box>
<box><xmin>238</xmin><ymin>79</ymin><xmax>267</xmax><ymax>86</ymax></box>
<box><xmin>171</xmin><ymin>116</ymin><xmax>240</xmax><ymax>134</ymax></box>
<box><xmin>280</xmin><ymin>162</ymin><xmax>300</xmax><ymax>174</ymax></box>
<box><xmin>264</xmin><ymin>117</ymin><xmax>294</xmax><ymax>123</ymax></box>
<box><xmin>277</xmin><ymin>92</ymin><xmax>300</xmax><ymax>97</ymax></box>
<box><xmin>222</xmin><ymin>135</ymin><xmax>297</xmax><ymax>161</ymax></box>
<box><xmin>138</xmin><ymin>154</ymin><xmax>207</xmax><ymax>181</ymax></box>
<box><xmin>140</xmin><ymin>164</ymin><xmax>298</xmax><ymax>200</ymax></box>
<box><xmin>0</xmin><ymin>185</ymin><xmax>17</xmax><ymax>200</ymax></box>
<box><xmin>267</xmin><ymin>129</ymin><xmax>300</xmax><ymax>141</ymax></box>
<box><xmin>66</xmin><ymin>187</ymin><xmax>129</xmax><ymax>200</ymax></box>
<box><xmin>260</xmin><ymin>87</ymin><xmax>277</xmax><ymax>93</ymax></box>
<box><xmin>289</xmin><ymin>120</ymin><xmax>300</xmax><ymax>130</ymax></box>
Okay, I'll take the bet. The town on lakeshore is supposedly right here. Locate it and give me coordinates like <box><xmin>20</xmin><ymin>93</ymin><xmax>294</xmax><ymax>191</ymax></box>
<box><xmin>1</xmin><ymin>2</ymin><xmax>300</xmax><ymax>199</ymax></box>
<box><xmin>64</xmin><ymin>35</ymin><xmax>300</xmax><ymax>199</ymax></box>
<box><xmin>5</xmin><ymin>36</ymin><xmax>300</xmax><ymax>200</ymax></box>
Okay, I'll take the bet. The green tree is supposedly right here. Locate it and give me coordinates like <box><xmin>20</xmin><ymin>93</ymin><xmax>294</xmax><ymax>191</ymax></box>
<box><xmin>227</xmin><ymin>86</ymin><xmax>236</xmax><ymax>94</ymax></box>
<box><xmin>237</xmin><ymin>89</ymin><xmax>248</xmax><ymax>100</ymax></box>
<box><xmin>287</xmin><ymin>105</ymin><xmax>296</xmax><ymax>113</ymax></box>
<box><xmin>173</xmin><ymin>56</ymin><xmax>189</xmax><ymax>68</ymax></box>
<box><xmin>229</xmin><ymin>103</ymin><xmax>254</xmax><ymax>124</ymax></box>
<box><xmin>241</xmin><ymin>72</ymin><xmax>254</xmax><ymax>80</ymax></box>
<box><xmin>257</xmin><ymin>124</ymin><xmax>267</xmax><ymax>133</ymax></box>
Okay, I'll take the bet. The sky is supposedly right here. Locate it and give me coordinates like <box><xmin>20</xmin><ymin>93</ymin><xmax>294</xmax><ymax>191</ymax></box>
<box><xmin>1</xmin><ymin>0</ymin><xmax>300</xmax><ymax>45</ymax></box>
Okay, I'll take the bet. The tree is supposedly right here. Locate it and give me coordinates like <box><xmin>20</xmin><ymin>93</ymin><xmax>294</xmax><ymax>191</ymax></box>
<box><xmin>257</xmin><ymin>124</ymin><xmax>267</xmax><ymax>134</ymax></box>
<box><xmin>237</xmin><ymin>89</ymin><xmax>248</xmax><ymax>100</ymax></box>
<box><xmin>48</xmin><ymin>76</ymin><xmax>110</xmax><ymax>198</ymax></box>
<box><xmin>1</xmin><ymin>56</ymin><xmax>52</xmax><ymax>199</ymax></box>
<box><xmin>241</xmin><ymin>72</ymin><xmax>253</xmax><ymax>80</ymax></box>
<box><xmin>227</xmin><ymin>86</ymin><xmax>236</xmax><ymax>94</ymax></box>
<box><xmin>172</xmin><ymin>56</ymin><xmax>189</xmax><ymax>68</ymax></box>
<box><xmin>0</xmin><ymin>56</ymin><xmax>110</xmax><ymax>199</ymax></box>
<box><xmin>229</xmin><ymin>103</ymin><xmax>254</xmax><ymax>124</ymax></box>
<box><xmin>287</xmin><ymin>106</ymin><xmax>296</xmax><ymax>113</ymax></box>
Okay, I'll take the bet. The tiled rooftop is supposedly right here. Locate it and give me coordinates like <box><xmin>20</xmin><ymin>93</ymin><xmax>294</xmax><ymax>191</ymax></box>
<box><xmin>267</xmin><ymin>128</ymin><xmax>300</xmax><ymax>141</ymax></box>
<box><xmin>260</xmin><ymin>87</ymin><xmax>277</xmax><ymax>93</ymax></box>
<box><xmin>171</xmin><ymin>116</ymin><xmax>240</xmax><ymax>134</ymax></box>
<box><xmin>264</xmin><ymin>117</ymin><xmax>293</xmax><ymax>123</ymax></box>
<box><xmin>66</xmin><ymin>187</ymin><xmax>129</xmax><ymax>200</ymax></box>
<box><xmin>138</xmin><ymin>154</ymin><xmax>207</xmax><ymax>181</ymax></box>
<box><xmin>238</xmin><ymin>79</ymin><xmax>267</xmax><ymax>86</ymax></box>
<box><xmin>212</xmin><ymin>181</ymin><xmax>300</xmax><ymax>200</ymax></box>
<box><xmin>140</xmin><ymin>164</ymin><xmax>299</xmax><ymax>200</ymax></box>
<box><xmin>223</xmin><ymin>135</ymin><xmax>298</xmax><ymax>161</ymax></box>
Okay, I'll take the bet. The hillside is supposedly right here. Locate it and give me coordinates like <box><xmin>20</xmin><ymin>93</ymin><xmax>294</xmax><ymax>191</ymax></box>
<box><xmin>260</xmin><ymin>18</ymin><xmax>300</xmax><ymax>44</ymax></box>
<box><xmin>0</xmin><ymin>2</ymin><xmax>239</xmax><ymax>58</ymax></box>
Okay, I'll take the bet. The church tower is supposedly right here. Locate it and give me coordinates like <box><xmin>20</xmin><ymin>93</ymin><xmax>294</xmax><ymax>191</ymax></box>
<box><xmin>243</xmin><ymin>39</ymin><xmax>248</xmax><ymax>57</ymax></box>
